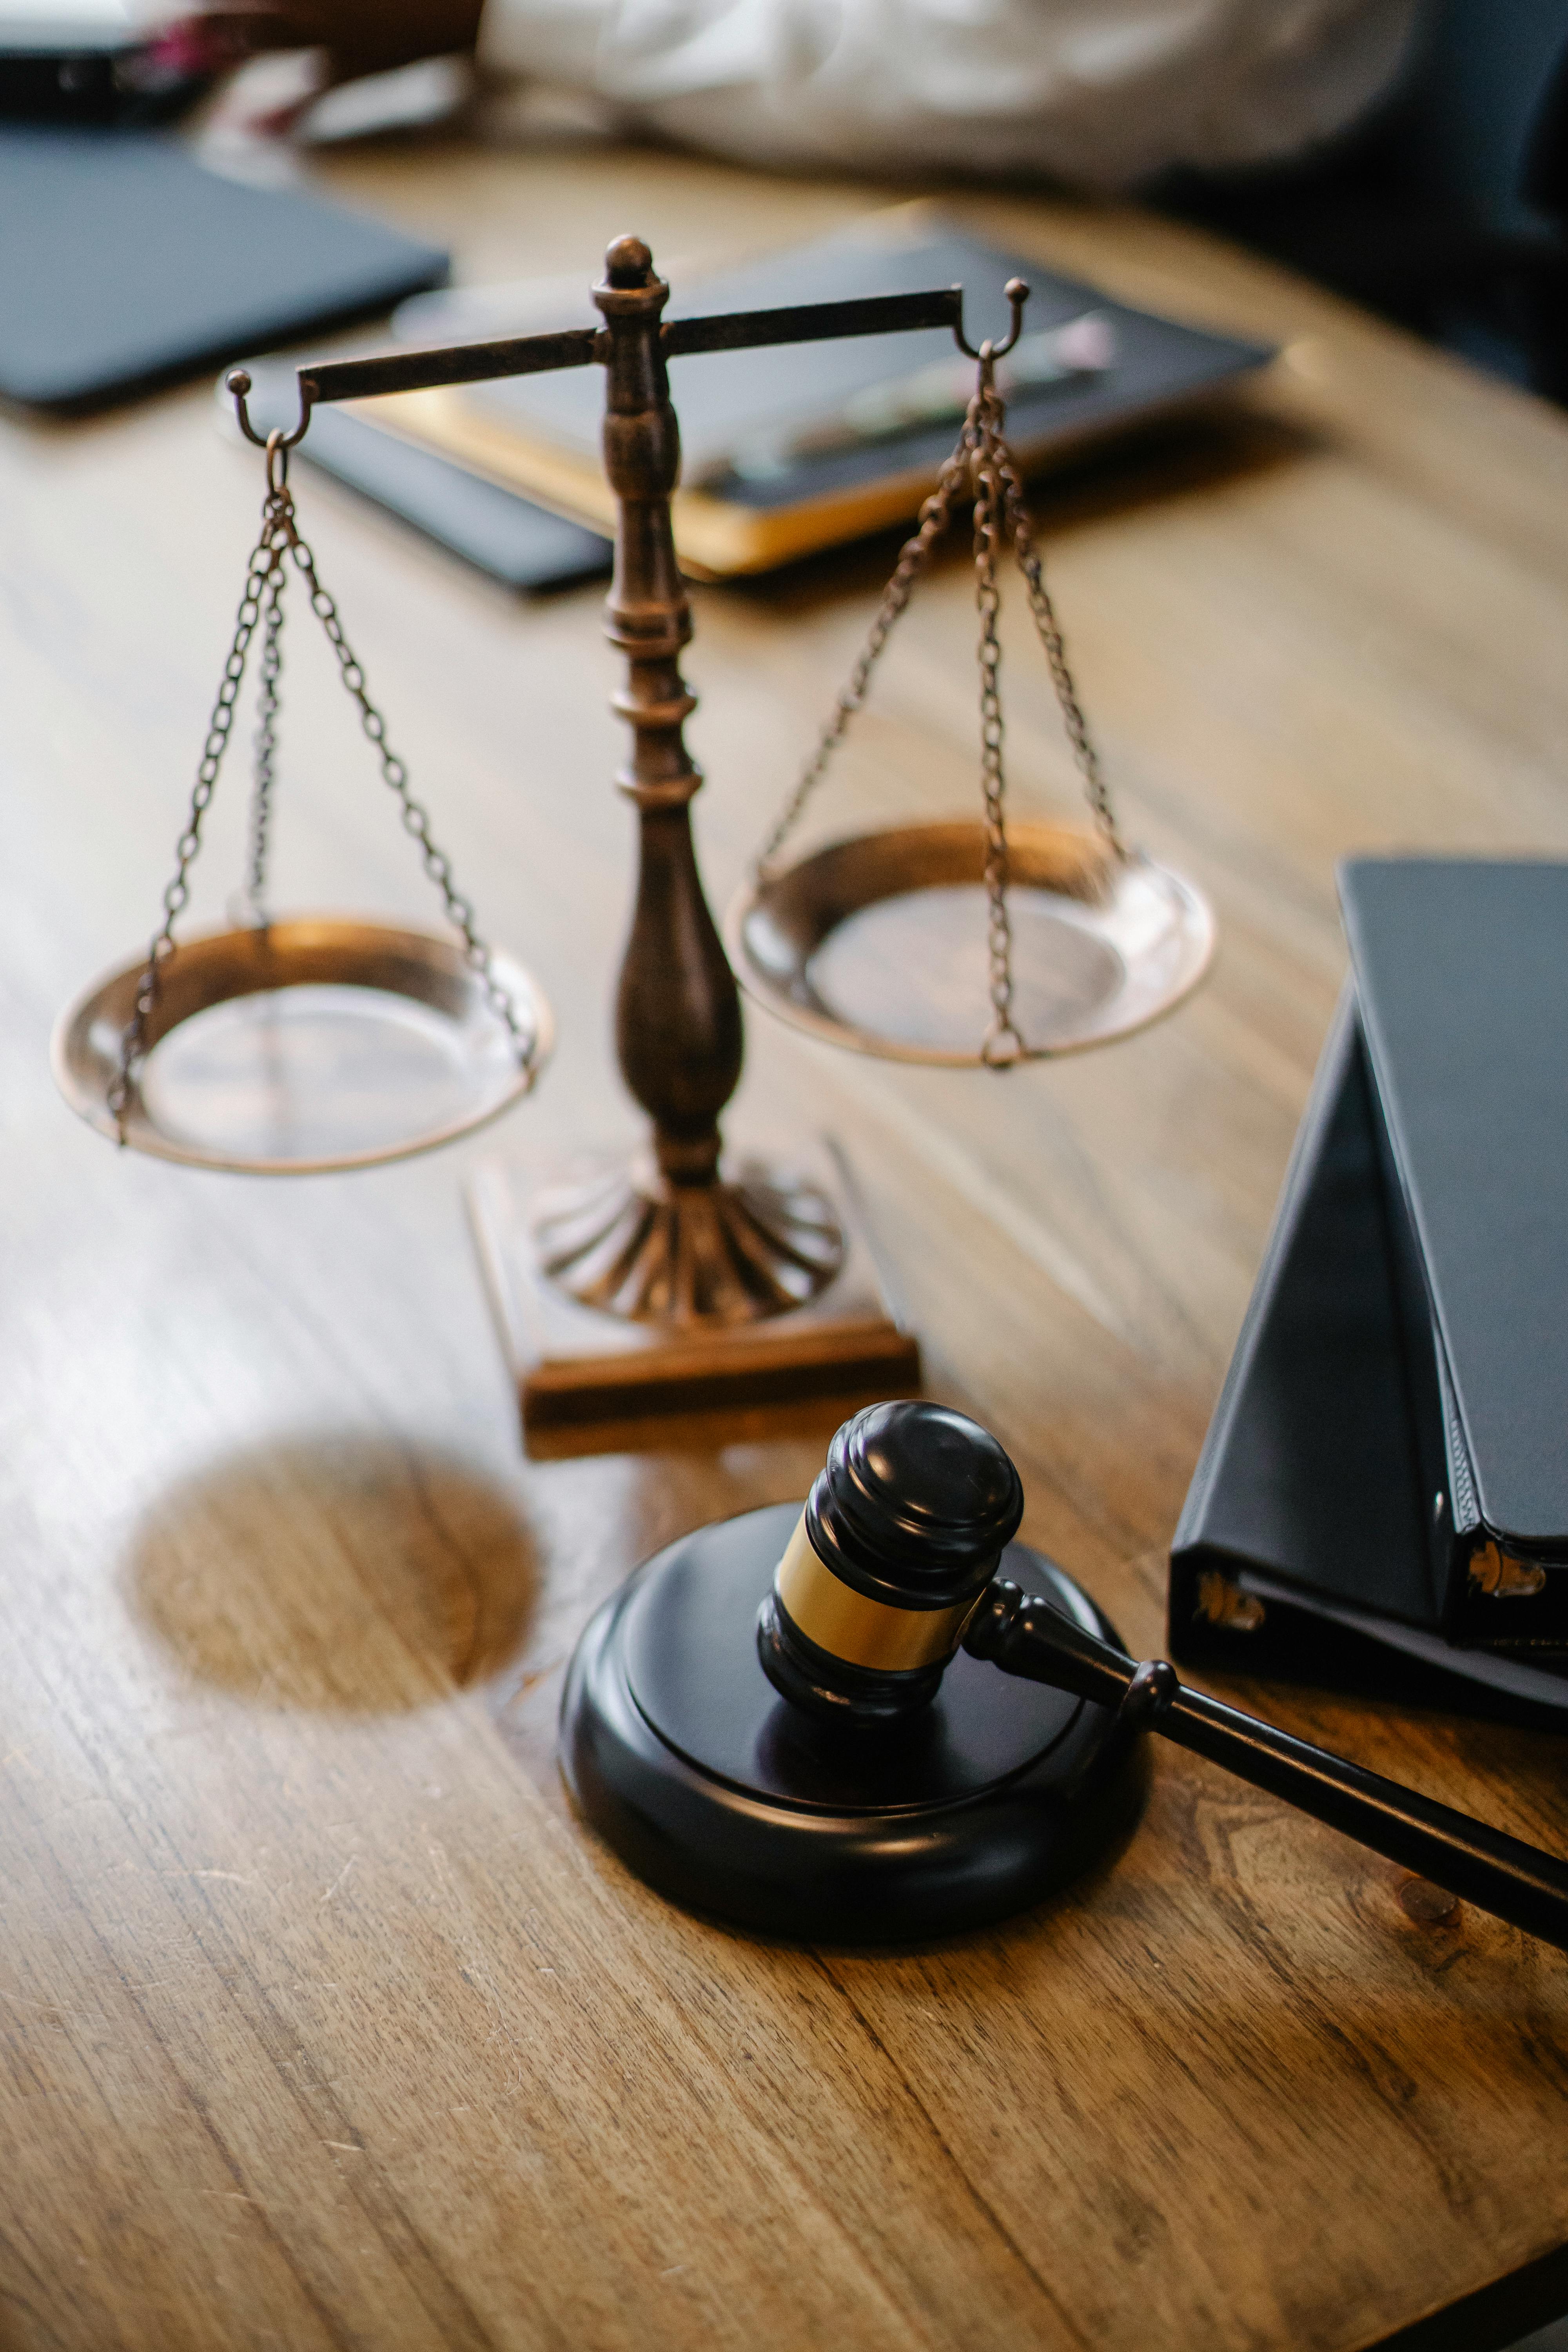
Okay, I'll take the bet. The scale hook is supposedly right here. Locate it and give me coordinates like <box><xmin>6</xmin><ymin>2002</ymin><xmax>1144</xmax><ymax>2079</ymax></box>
<box><xmin>953</xmin><ymin>278</ymin><xmax>1029</xmax><ymax>364</ymax></box>
<box><xmin>225</xmin><ymin>367</ymin><xmax>315</xmax><ymax>452</ymax></box>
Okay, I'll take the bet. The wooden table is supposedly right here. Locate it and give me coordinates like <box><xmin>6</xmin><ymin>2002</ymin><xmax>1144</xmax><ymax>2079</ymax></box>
<box><xmin>5</xmin><ymin>130</ymin><xmax>1568</xmax><ymax>2352</ymax></box>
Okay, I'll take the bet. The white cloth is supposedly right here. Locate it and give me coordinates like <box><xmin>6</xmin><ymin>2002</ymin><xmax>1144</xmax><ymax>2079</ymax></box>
<box><xmin>477</xmin><ymin>0</ymin><xmax>1420</xmax><ymax>187</ymax></box>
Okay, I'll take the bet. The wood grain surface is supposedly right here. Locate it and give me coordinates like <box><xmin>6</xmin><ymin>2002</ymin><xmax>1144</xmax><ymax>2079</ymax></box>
<box><xmin>4</xmin><ymin>130</ymin><xmax>1568</xmax><ymax>2352</ymax></box>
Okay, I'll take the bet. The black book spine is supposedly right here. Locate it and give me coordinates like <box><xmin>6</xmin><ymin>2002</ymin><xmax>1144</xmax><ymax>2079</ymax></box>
<box><xmin>1347</xmin><ymin>880</ymin><xmax>1568</xmax><ymax>1651</ymax></box>
<box><xmin>1357</xmin><ymin>1041</ymin><xmax>1475</xmax><ymax>1619</ymax></box>
<box><xmin>1169</xmin><ymin>990</ymin><xmax>1356</xmax><ymax>1671</ymax></box>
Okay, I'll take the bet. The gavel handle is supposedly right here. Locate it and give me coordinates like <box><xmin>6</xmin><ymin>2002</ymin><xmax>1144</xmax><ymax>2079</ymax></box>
<box><xmin>963</xmin><ymin>1578</ymin><xmax>1568</xmax><ymax>1954</ymax></box>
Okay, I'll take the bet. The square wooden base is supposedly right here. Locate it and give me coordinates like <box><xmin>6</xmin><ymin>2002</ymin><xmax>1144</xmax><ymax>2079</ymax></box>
<box><xmin>465</xmin><ymin>1138</ymin><xmax>920</xmax><ymax>1459</ymax></box>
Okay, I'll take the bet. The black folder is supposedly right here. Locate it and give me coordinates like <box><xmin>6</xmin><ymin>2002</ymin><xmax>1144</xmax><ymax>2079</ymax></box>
<box><xmin>0</xmin><ymin>126</ymin><xmax>447</xmax><ymax>411</ymax></box>
<box><xmin>1170</xmin><ymin>858</ymin><xmax>1568</xmax><ymax>1719</ymax></box>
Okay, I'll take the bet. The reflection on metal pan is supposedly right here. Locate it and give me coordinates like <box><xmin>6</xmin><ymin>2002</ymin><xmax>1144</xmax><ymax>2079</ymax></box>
<box><xmin>53</xmin><ymin>915</ymin><xmax>553</xmax><ymax>1175</ymax></box>
<box><xmin>725</xmin><ymin>822</ymin><xmax>1213</xmax><ymax>1068</ymax></box>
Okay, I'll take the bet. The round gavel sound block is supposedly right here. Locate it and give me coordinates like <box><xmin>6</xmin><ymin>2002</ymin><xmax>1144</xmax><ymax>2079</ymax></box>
<box><xmin>559</xmin><ymin>1403</ymin><xmax>1146</xmax><ymax>1941</ymax></box>
<box><xmin>563</xmin><ymin>1402</ymin><xmax>1568</xmax><ymax>1953</ymax></box>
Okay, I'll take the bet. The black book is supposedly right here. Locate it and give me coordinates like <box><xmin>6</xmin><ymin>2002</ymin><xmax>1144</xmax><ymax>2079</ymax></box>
<box><xmin>385</xmin><ymin>210</ymin><xmax>1274</xmax><ymax>577</ymax></box>
<box><xmin>1169</xmin><ymin>858</ymin><xmax>1568</xmax><ymax>1719</ymax></box>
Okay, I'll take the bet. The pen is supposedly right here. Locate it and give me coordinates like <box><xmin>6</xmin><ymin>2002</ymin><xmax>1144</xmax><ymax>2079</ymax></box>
<box><xmin>714</xmin><ymin>310</ymin><xmax>1117</xmax><ymax>483</ymax></box>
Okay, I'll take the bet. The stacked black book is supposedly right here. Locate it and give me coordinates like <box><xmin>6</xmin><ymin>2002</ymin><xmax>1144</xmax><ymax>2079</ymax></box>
<box><xmin>1170</xmin><ymin>858</ymin><xmax>1568</xmax><ymax>1720</ymax></box>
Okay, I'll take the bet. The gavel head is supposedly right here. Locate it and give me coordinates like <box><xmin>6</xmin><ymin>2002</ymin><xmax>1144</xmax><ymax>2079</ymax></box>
<box><xmin>757</xmin><ymin>1398</ymin><xmax>1024</xmax><ymax>1725</ymax></box>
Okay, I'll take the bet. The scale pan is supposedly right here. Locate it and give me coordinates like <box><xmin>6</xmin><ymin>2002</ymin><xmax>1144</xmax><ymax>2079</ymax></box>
<box><xmin>53</xmin><ymin>915</ymin><xmax>553</xmax><ymax>1174</ymax></box>
<box><xmin>726</xmin><ymin>821</ymin><xmax>1214</xmax><ymax>1067</ymax></box>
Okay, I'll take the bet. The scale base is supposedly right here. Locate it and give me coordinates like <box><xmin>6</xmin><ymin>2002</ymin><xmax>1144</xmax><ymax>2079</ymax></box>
<box><xmin>467</xmin><ymin>1140</ymin><xmax>919</xmax><ymax>1458</ymax></box>
<box><xmin>559</xmin><ymin>1502</ymin><xmax>1146</xmax><ymax>1941</ymax></box>
<box><xmin>533</xmin><ymin>1158</ymin><xmax>847</xmax><ymax>1324</ymax></box>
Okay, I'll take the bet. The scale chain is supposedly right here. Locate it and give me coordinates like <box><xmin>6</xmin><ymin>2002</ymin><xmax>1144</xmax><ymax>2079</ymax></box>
<box><xmin>108</xmin><ymin>499</ymin><xmax>287</xmax><ymax>1130</ymax></box>
<box><xmin>245</xmin><ymin>541</ymin><xmax>287</xmax><ymax>924</ymax></box>
<box><xmin>993</xmin><ymin>440</ymin><xmax>1123</xmax><ymax>859</ymax></box>
<box><xmin>110</xmin><ymin>446</ymin><xmax>533</xmax><ymax>1134</ymax></box>
<box><xmin>276</xmin><ymin>505</ymin><xmax>534</xmax><ymax>1065</ymax></box>
<box><xmin>752</xmin><ymin>347</ymin><xmax>1124</xmax><ymax>1067</ymax></box>
<box><xmin>972</xmin><ymin>376</ymin><xmax>1025</xmax><ymax>1068</ymax></box>
<box><xmin>752</xmin><ymin>433</ymin><xmax>975</xmax><ymax>882</ymax></box>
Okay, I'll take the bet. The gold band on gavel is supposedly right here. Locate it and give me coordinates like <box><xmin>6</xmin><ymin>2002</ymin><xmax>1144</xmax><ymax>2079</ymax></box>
<box><xmin>773</xmin><ymin>1512</ymin><xmax>980</xmax><ymax>1673</ymax></box>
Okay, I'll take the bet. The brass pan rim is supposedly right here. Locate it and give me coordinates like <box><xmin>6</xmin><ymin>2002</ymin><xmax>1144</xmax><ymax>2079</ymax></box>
<box><xmin>52</xmin><ymin>912</ymin><xmax>554</xmax><ymax>1176</ymax></box>
<box><xmin>723</xmin><ymin>818</ymin><xmax>1215</xmax><ymax>1068</ymax></box>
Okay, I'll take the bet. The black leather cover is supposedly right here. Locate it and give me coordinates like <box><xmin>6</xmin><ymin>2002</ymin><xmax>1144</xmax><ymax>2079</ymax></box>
<box><xmin>0</xmin><ymin>125</ymin><xmax>447</xmax><ymax>409</ymax></box>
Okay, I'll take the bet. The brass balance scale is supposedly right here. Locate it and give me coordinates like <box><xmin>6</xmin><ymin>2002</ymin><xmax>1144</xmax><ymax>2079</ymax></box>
<box><xmin>53</xmin><ymin>236</ymin><xmax>1214</xmax><ymax>1443</ymax></box>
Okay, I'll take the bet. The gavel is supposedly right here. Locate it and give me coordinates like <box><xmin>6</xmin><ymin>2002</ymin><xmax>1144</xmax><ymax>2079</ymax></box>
<box><xmin>561</xmin><ymin>1399</ymin><xmax>1568</xmax><ymax>1947</ymax></box>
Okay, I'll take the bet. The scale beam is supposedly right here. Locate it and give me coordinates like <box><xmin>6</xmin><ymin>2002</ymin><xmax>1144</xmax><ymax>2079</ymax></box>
<box><xmin>299</xmin><ymin>325</ymin><xmax>601</xmax><ymax>404</ymax></box>
<box><xmin>662</xmin><ymin>286</ymin><xmax>963</xmax><ymax>357</ymax></box>
<box><xmin>294</xmin><ymin>286</ymin><xmax>965</xmax><ymax>408</ymax></box>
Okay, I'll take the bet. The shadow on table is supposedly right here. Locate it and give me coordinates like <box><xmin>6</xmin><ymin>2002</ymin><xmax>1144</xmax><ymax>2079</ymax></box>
<box><xmin>124</xmin><ymin>1434</ymin><xmax>540</xmax><ymax>1713</ymax></box>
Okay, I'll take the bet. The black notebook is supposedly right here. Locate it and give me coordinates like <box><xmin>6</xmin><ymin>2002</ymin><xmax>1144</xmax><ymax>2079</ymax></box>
<box><xmin>0</xmin><ymin>126</ymin><xmax>447</xmax><ymax>410</ymax></box>
<box><xmin>380</xmin><ymin>211</ymin><xmax>1274</xmax><ymax>576</ymax></box>
<box><xmin>1170</xmin><ymin>858</ymin><xmax>1568</xmax><ymax>1717</ymax></box>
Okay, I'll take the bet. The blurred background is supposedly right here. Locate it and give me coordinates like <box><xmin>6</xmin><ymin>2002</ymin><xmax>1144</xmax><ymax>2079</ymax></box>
<box><xmin>5</xmin><ymin>0</ymin><xmax>1567</xmax><ymax>410</ymax></box>
<box><xmin>1158</xmin><ymin>0</ymin><xmax>1568</xmax><ymax>406</ymax></box>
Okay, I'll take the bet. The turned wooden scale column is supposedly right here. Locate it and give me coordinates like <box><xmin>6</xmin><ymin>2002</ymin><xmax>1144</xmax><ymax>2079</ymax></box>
<box><xmin>528</xmin><ymin>237</ymin><xmax>848</xmax><ymax>1329</ymax></box>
